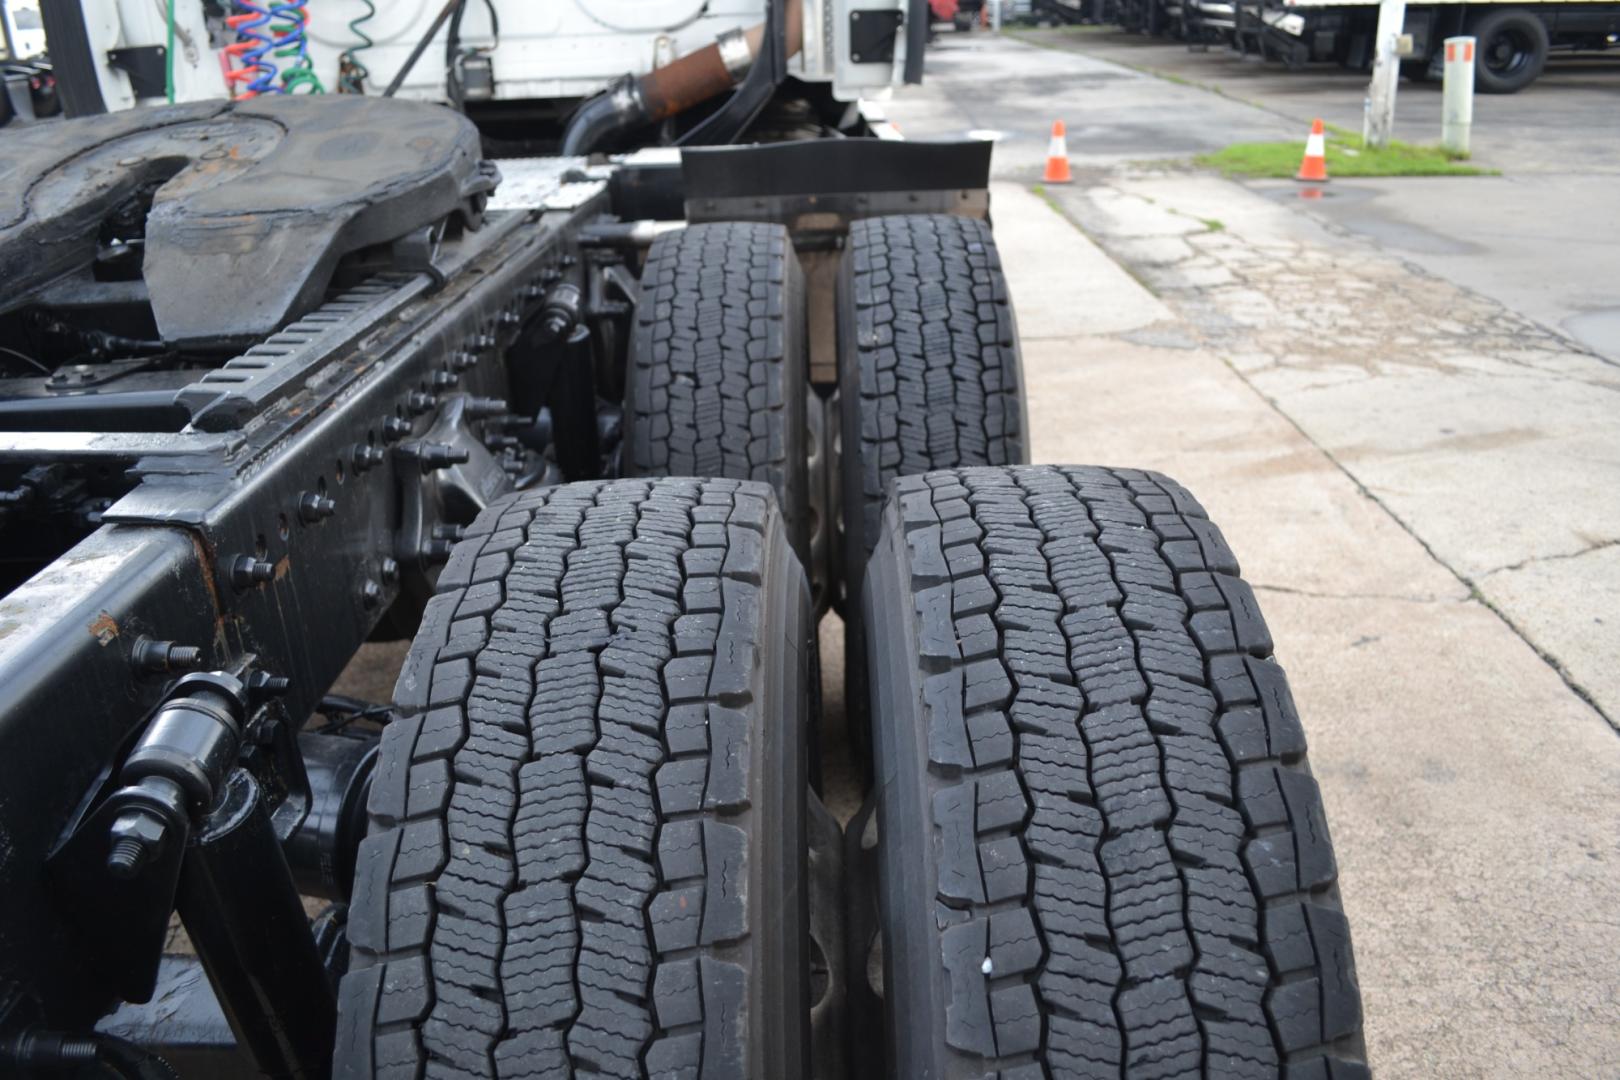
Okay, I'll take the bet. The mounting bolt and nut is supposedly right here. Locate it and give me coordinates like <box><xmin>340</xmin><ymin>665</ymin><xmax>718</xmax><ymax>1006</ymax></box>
<box><xmin>299</xmin><ymin>492</ymin><xmax>337</xmax><ymax>523</ymax></box>
<box><xmin>399</xmin><ymin>442</ymin><xmax>471</xmax><ymax>472</ymax></box>
<box><xmin>379</xmin><ymin>557</ymin><xmax>400</xmax><ymax>584</ymax></box>
<box><xmin>359</xmin><ymin>579</ymin><xmax>383</xmax><ymax>608</ymax></box>
<box><xmin>451</xmin><ymin>351</ymin><xmax>478</xmax><ymax>371</ymax></box>
<box><xmin>246</xmin><ymin>670</ymin><xmax>291</xmax><ymax>697</ymax></box>
<box><xmin>431</xmin><ymin>523</ymin><xmax>468</xmax><ymax>542</ymax></box>
<box><xmin>420</xmin><ymin>538</ymin><xmax>455</xmax><ymax>563</ymax></box>
<box><xmin>382</xmin><ymin>416</ymin><xmax>413</xmax><ymax>442</ymax></box>
<box><xmin>106</xmin><ymin>808</ymin><xmax>168</xmax><ymax>879</ymax></box>
<box><xmin>230</xmin><ymin>555</ymin><xmax>275</xmax><ymax>589</ymax></box>
<box><xmin>464</xmin><ymin>396</ymin><xmax>508</xmax><ymax>418</ymax></box>
<box><xmin>431</xmin><ymin>370</ymin><xmax>459</xmax><ymax>389</ymax></box>
<box><xmin>352</xmin><ymin>443</ymin><xmax>385</xmax><ymax>471</ymax></box>
<box><xmin>131</xmin><ymin>637</ymin><xmax>202</xmax><ymax>674</ymax></box>
<box><xmin>407</xmin><ymin>391</ymin><xmax>438</xmax><ymax>415</ymax></box>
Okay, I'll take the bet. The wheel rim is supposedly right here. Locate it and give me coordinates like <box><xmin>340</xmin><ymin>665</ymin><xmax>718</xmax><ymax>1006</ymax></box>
<box><xmin>1485</xmin><ymin>26</ymin><xmax>1533</xmax><ymax>75</ymax></box>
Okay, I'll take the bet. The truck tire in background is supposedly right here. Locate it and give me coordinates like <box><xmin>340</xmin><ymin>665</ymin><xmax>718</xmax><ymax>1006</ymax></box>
<box><xmin>864</xmin><ymin>465</ymin><xmax>1367</xmax><ymax>1079</ymax></box>
<box><xmin>837</xmin><ymin>213</ymin><xmax>1027</xmax><ymax>763</ymax></box>
<box><xmin>625</xmin><ymin>222</ymin><xmax>811</xmax><ymax>565</ymax></box>
<box><xmin>1470</xmin><ymin>7</ymin><xmax>1550</xmax><ymax>93</ymax></box>
<box><xmin>334</xmin><ymin>477</ymin><xmax>812</xmax><ymax>1079</ymax></box>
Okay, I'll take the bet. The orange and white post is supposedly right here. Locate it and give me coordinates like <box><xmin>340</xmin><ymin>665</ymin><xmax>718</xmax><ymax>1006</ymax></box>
<box><xmin>1442</xmin><ymin>36</ymin><xmax>1476</xmax><ymax>156</ymax></box>
<box><xmin>1044</xmin><ymin>121</ymin><xmax>1072</xmax><ymax>184</ymax></box>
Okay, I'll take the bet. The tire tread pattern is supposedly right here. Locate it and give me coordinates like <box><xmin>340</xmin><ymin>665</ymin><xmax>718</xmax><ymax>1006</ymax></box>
<box><xmin>626</xmin><ymin>221</ymin><xmax>808</xmax><ymax>557</ymax></box>
<box><xmin>870</xmin><ymin>465</ymin><xmax>1367</xmax><ymax>1080</ymax></box>
<box><xmin>335</xmin><ymin>476</ymin><xmax>804</xmax><ymax>1079</ymax></box>
<box><xmin>840</xmin><ymin>213</ymin><xmax>1026</xmax><ymax>576</ymax></box>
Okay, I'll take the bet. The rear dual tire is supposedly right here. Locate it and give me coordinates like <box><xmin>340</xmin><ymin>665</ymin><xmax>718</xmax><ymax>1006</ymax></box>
<box><xmin>335</xmin><ymin>477</ymin><xmax>812</xmax><ymax>1079</ymax></box>
<box><xmin>624</xmin><ymin>221</ymin><xmax>811</xmax><ymax>565</ymax></box>
<box><xmin>863</xmin><ymin>465</ymin><xmax>1367</xmax><ymax>1079</ymax></box>
<box><xmin>838</xmin><ymin>213</ymin><xmax>1028</xmax><ymax>763</ymax></box>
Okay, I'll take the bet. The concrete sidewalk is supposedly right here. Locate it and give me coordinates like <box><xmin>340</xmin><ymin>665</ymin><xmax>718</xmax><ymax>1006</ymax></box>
<box><xmin>987</xmin><ymin>178</ymin><xmax>1620</xmax><ymax>1077</ymax></box>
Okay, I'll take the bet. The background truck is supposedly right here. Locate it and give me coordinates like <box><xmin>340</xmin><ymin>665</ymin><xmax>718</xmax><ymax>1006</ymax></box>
<box><xmin>0</xmin><ymin>1</ymin><xmax>1368</xmax><ymax>1077</ymax></box>
<box><xmin>1247</xmin><ymin>0</ymin><xmax>1619</xmax><ymax>91</ymax></box>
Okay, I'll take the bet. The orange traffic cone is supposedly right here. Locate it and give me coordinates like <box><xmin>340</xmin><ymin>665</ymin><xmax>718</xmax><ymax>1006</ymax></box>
<box><xmin>1044</xmin><ymin>121</ymin><xmax>1072</xmax><ymax>184</ymax></box>
<box><xmin>1295</xmin><ymin>118</ymin><xmax>1329</xmax><ymax>182</ymax></box>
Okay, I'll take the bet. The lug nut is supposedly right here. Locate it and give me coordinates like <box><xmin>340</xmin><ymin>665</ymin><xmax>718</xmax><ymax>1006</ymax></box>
<box><xmin>231</xmin><ymin>555</ymin><xmax>275</xmax><ymax>589</ymax></box>
<box><xmin>299</xmin><ymin>492</ymin><xmax>337</xmax><ymax>523</ymax></box>
<box><xmin>352</xmin><ymin>443</ymin><xmax>385</xmax><ymax>471</ymax></box>
<box><xmin>360</xmin><ymin>579</ymin><xmax>383</xmax><ymax>608</ymax></box>
<box><xmin>451</xmin><ymin>351</ymin><xmax>478</xmax><ymax>372</ymax></box>
<box><xmin>499</xmin><ymin>309</ymin><xmax>521</xmax><ymax>326</ymax></box>
<box><xmin>132</xmin><ymin>637</ymin><xmax>202</xmax><ymax>674</ymax></box>
<box><xmin>485</xmin><ymin>433</ymin><xmax>519</xmax><ymax>450</ymax></box>
<box><xmin>421</xmin><ymin>538</ymin><xmax>455</xmax><ymax>563</ymax></box>
<box><xmin>432</xmin><ymin>523</ymin><xmax>468</xmax><ymax>542</ymax></box>
<box><xmin>379</xmin><ymin>557</ymin><xmax>400</xmax><ymax>584</ymax></box>
<box><xmin>382</xmin><ymin>416</ymin><xmax>413</xmax><ymax>442</ymax></box>
<box><xmin>431</xmin><ymin>370</ymin><xmax>459</xmax><ymax>389</ymax></box>
<box><xmin>399</xmin><ymin>442</ymin><xmax>471</xmax><ymax>472</ymax></box>
<box><xmin>407</xmin><ymin>391</ymin><xmax>438</xmax><ymax>415</ymax></box>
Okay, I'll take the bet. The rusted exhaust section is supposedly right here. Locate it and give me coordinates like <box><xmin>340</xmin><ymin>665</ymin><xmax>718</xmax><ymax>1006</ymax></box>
<box><xmin>561</xmin><ymin>0</ymin><xmax>804</xmax><ymax>156</ymax></box>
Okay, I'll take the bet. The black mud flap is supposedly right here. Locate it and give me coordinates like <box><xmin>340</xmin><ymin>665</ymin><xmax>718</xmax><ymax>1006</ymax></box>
<box><xmin>682</xmin><ymin>138</ymin><xmax>993</xmax><ymax>232</ymax></box>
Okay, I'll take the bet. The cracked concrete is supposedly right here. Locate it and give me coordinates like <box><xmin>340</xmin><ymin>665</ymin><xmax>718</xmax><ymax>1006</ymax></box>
<box><xmin>1480</xmin><ymin>536</ymin><xmax>1620</xmax><ymax>579</ymax></box>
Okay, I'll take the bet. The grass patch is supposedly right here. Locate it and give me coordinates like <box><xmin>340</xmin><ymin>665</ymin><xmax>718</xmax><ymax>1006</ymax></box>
<box><xmin>1197</xmin><ymin>133</ymin><xmax>1492</xmax><ymax>178</ymax></box>
<box><xmin>1030</xmin><ymin>183</ymin><xmax>1065</xmax><ymax>217</ymax></box>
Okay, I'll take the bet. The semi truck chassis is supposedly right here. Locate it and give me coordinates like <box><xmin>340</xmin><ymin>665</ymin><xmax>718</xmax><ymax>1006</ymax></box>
<box><xmin>0</xmin><ymin>91</ymin><xmax>998</xmax><ymax>1075</ymax></box>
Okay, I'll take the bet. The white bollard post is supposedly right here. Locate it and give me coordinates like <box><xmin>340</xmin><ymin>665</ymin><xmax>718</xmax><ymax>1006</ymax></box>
<box><xmin>1365</xmin><ymin>0</ymin><xmax>1408</xmax><ymax>148</ymax></box>
<box><xmin>991</xmin><ymin>0</ymin><xmax>1003</xmax><ymax>31</ymax></box>
<box><xmin>1442</xmin><ymin>36</ymin><xmax>1476</xmax><ymax>156</ymax></box>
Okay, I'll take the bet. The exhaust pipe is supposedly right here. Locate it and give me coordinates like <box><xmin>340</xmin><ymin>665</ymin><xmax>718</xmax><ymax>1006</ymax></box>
<box><xmin>561</xmin><ymin>0</ymin><xmax>804</xmax><ymax>156</ymax></box>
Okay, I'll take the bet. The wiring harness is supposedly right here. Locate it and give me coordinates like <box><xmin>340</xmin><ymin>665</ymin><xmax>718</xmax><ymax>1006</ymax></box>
<box><xmin>222</xmin><ymin>0</ymin><xmax>325</xmax><ymax>98</ymax></box>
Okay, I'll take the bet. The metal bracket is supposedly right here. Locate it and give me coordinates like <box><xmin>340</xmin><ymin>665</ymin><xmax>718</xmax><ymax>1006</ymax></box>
<box><xmin>848</xmin><ymin>9</ymin><xmax>904</xmax><ymax>64</ymax></box>
<box><xmin>106</xmin><ymin>46</ymin><xmax>168</xmax><ymax>99</ymax></box>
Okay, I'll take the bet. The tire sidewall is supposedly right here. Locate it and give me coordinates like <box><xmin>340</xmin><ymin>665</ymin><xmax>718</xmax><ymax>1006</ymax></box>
<box><xmin>862</xmin><ymin>501</ymin><xmax>952</xmax><ymax>1080</ymax></box>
